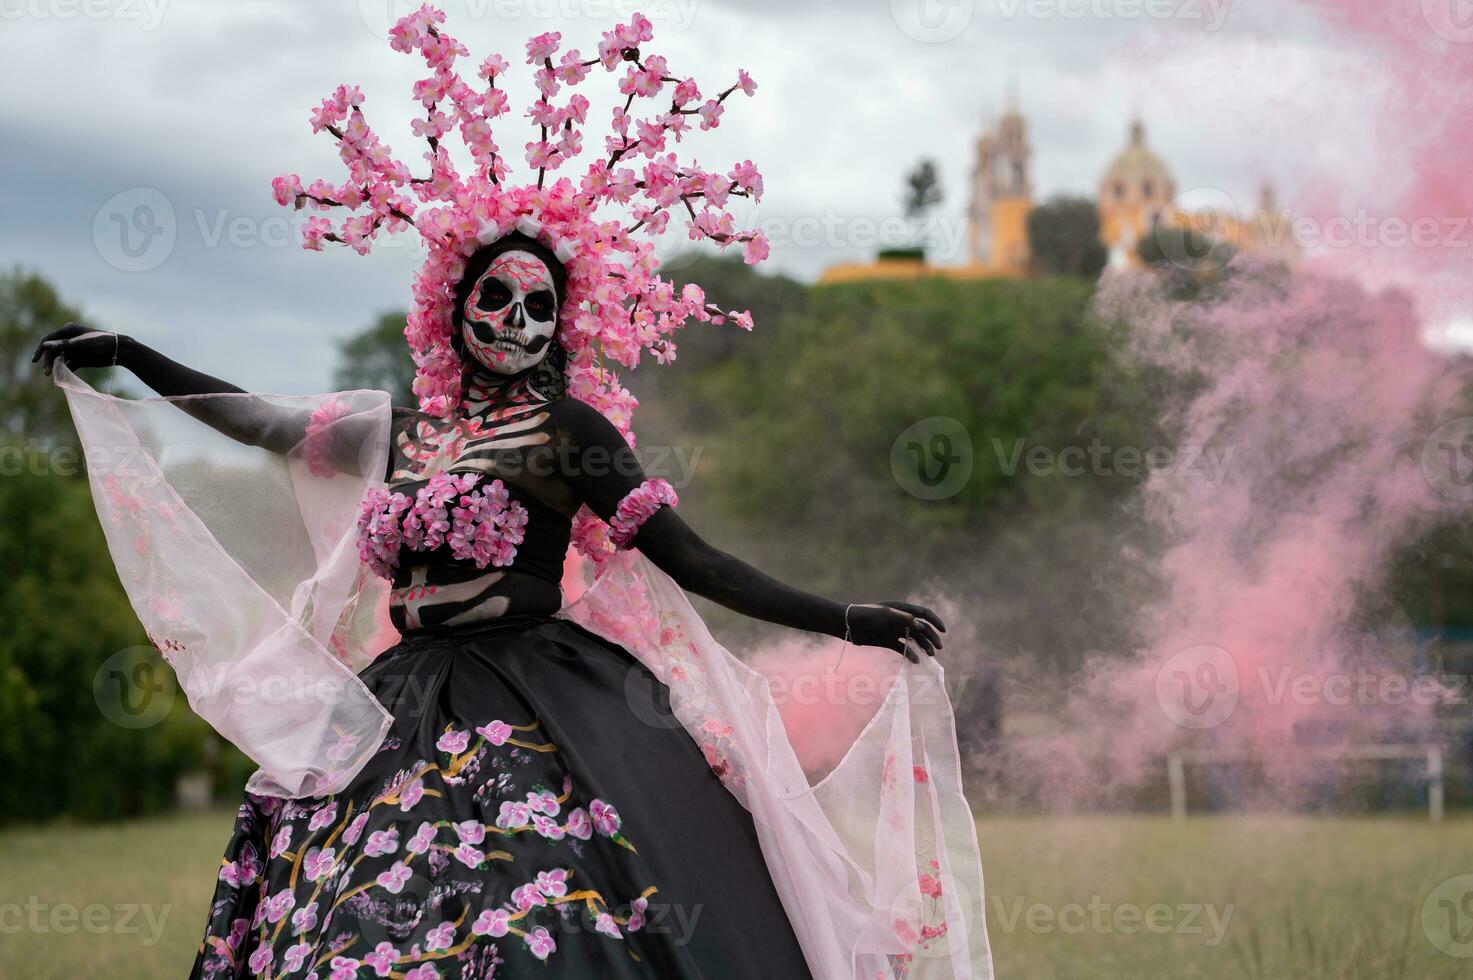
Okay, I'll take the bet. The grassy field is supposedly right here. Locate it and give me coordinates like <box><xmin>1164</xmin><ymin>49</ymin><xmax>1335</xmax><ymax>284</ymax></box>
<box><xmin>1</xmin><ymin>810</ymin><xmax>1470</xmax><ymax>978</ymax></box>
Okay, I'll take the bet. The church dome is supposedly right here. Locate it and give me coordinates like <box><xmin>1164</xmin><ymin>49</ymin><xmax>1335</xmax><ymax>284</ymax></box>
<box><xmin>1101</xmin><ymin>120</ymin><xmax>1174</xmax><ymax>205</ymax></box>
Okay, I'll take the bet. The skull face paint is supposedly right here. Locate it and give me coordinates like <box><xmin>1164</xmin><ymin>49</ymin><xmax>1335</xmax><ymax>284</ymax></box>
<box><xmin>460</xmin><ymin>249</ymin><xmax>559</xmax><ymax>375</ymax></box>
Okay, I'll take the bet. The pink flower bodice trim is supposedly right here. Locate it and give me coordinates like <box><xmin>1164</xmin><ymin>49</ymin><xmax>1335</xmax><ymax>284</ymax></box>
<box><xmin>607</xmin><ymin>479</ymin><xmax>678</xmax><ymax>550</ymax></box>
<box><xmin>357</xmin><ymin>472</ymin><xmax>528</xmax><ymax>579</ymax></box>
<box><xmin>303</xmin><ymin>397</ymin><xmax>350</xmax><ymax>479</ymax></box>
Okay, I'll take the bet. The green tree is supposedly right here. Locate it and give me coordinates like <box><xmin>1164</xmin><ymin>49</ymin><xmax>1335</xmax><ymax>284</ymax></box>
<box><xmin>0</xmin><ymin>267</ymin><xmax>118</xmax><ymax>451</ymax></box>
<box><xmin>333</xmin><ymin>311</ymin><xmax>417</xmax><ymax>408</ymax></box>
<box><xmin>682</xmin><ymin>275</ymin><xmax>1166</xmax><ymax>673</ymax></box>
<box><xmin>1026</xmin><ymin>196</ymin><xmax>1108</xmax><ymax>278</ymax></box>
<box><xmin>0</xmin><ymin>467</ymin><xmax>208</xmax><ymax>823</ymax></box>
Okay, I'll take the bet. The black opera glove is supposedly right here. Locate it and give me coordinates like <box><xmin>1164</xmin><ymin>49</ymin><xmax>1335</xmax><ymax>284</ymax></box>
<box><xmin>32</xmin><ymin>323</ymin><xmax>124</xmax><ymax>375</ymax></box>
<box><xmin>845</xmin><ymin>601</ymin><xmax>946</xmax><ymax>663</ymax></box>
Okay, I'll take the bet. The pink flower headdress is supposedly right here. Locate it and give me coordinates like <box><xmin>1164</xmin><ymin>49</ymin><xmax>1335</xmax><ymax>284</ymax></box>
<box><xmin>271</xmin><ymin>4</ymin><xmax>766</xmax><ymax>436</ymax></box>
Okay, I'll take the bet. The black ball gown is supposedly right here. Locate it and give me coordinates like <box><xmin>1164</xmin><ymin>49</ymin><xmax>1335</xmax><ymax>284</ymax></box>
<box><xmin>190</xmin><ymin>412</ymin><xmax>814</xmax><ymax>979</ymax></box>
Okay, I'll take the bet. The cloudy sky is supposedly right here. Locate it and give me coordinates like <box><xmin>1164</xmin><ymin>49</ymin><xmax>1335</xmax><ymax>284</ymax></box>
<box><xmin>0</xmin><ymin>0</ymin><xmax>1430</xmax><ymax>392</ymax></box>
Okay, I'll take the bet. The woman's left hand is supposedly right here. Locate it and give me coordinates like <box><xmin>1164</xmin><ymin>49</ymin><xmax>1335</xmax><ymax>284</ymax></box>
<box><xmin>846</xmin><ymin>601</ymin><xmax>946</xmax><ymax>663</ymax></box>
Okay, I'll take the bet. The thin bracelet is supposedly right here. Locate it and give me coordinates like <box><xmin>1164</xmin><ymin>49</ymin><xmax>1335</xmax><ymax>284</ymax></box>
<box><xmin>835</xmin><ymin>603</ymin><xmax>854</xmax><ymax>670</ymax></box>
<box><xmin>110</xmin><ymin>332</ymin><xmax>120</xmax><ymax>366</ymax></box>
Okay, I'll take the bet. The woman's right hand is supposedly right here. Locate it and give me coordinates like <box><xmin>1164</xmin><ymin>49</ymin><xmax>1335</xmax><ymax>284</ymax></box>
<box><xmin>32</xmin><ymin>323</ymin><xmax>126</xmax><ymax>376</ymax></box>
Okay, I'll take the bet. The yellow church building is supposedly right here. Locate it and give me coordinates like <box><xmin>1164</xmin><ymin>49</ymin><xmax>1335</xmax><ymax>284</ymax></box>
<box><xmin>820</xmin><ymin>109</ymin><xmax>1295</xmax><ymax>284</ymax></box>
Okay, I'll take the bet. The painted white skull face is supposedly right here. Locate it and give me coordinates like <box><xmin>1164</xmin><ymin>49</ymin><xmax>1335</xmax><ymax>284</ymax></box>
<box><xmin>460</xmin><ymin>249</ymin><xmax>559</xmax><ymax>375</ymax></box>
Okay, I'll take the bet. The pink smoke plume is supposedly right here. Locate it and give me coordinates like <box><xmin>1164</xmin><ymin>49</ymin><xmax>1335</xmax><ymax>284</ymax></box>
<box><xmin>747</xmin><ymin>2</ymin><xmax>1473</xmax><ymax>808</ymax></box>
<box><xmin>1003</xmin><ymin>0</ymin><xmax>1473</xmax><ymax>806</ymax></box>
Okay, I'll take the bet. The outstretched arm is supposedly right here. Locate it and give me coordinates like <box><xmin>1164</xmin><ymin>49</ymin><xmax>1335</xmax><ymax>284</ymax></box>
<box><xmin>551</xmin><ymin>398</ymin><xmax>944</xmax><ymax>661</ymax></box>
<box><xmin>35</xmin><ymin>324</ymin><xmax>370</xmax><ymax>462</ymax></box>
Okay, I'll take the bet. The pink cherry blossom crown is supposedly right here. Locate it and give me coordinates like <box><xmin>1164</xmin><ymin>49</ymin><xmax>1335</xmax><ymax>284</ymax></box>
<box><xmin>271</xmin><ymin>3</ymin><xmax>769</xmax><ymax>435</ymax></box>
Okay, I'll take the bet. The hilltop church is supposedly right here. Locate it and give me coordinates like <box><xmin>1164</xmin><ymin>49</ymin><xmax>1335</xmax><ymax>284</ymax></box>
<box><xmin>822</xmin><ymin>101</ymin><xmax>1295</xmax><ymax>283</ymax></box>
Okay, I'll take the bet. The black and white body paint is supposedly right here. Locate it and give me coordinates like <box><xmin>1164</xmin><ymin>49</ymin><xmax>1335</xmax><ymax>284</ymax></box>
<box><xmin>460</xmin><ymin>249</ymin><xmax>559</xmax><ymax>376</ymax></box>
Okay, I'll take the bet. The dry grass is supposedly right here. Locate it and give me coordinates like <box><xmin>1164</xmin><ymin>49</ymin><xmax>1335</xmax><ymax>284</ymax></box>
<box><xmin>1</xmin><ymin>810</ymin><xmax>1469</xmax><ymax>978</ymax></box>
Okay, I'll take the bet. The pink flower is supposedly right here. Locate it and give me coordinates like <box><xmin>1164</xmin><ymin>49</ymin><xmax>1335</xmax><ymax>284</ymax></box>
<box><xmin>913</xmin><ymin>765</ymin><xmax>930</xmax><ymax>784</ymax></box>
<box><xmin>918</xmin><ymin>873</ymin><xmax>943</xmax><ymax>899</ymax></box>
<box><xmin>743</xmin><ymin>231</ymin><xmax>770</xmax><ymax>265</ymax></box>
<box><xmin>533</xmin><ymin>814</ymin><xmax>565</xmax><ymax>840</ymax></box>
<box><xmin>399</xmin><ymin>778</ymin><xmax>425</xmax><ymax>811</ymax></box>
<box><xmin>426</xmin><ymin>921</ymin><xmax>456</xmax><ymax>951</ymax></box>
<box><xmin>365</xmin><ymin>828</ymin><xmax>400</xmax><ymax>857</ymax></box>
<box><xmin>511</xmin><ymin>882</ymin><xmax>547</xmax><ymax>911</ymax></box>
<box><xmin>627</xmin><ymin>896</ymin><xmax>648</xmax><ymax>932</ymax></box>
<box><xmin>737</xmin><ymin>68</ymin><xmax>757</xmax><ymax>96</ymax></box>
<box><xmin>272</xmin><ymin>174</ymin><xmax>303</xmax><ymax>207</ymax></box>
<box><xmin>303</xmin><ymin>846</ymin><xmax>337</xmax><ymax>882</ymax></box>
<box><xmin>363</xmin><ymin>941</ymin><xmax>397</xmax><ymax>976</ymax></box>
<box><xmin>608</xmin><ymin>479</ymin><xmax>678</xmax><ymax>549</ymax></box>
<box><xmin>407</xmin><ymin>821</ymin><xmax>437</xmax><ymax>854</ymax></box>
<box><xmin>342</xmin><ymin>811</ymin><xmax>371</xmax><ymax>846</ymax></box>
<box><xmin>564</xmin><ymin>807</ymin><xmax>593</xmax><ymax>840</ymax></box>
<box><xmin>405</xmin><ymin>965</ymin><xmax>441</xmax><ymax>980</ymax></box>
<box><xmin>596</xmin><ymin>912</ymin><xmax>622</xmax><ymax>938</ymax></box>
<box><xmin>376</xmin><ymin>860</ymin><xmax>413</xmax><ymax>894</ymax></box>
<box><xmin>525</xmin><ymin>31</ymin><xmax>561</xmax><ymax>64</ymax></box>
<box><xmin>284</xmin><ymin>942</ymin><xmax>312</xmax><ymax>972</ymax></box>
<box><xmin>291</xmin><ymin>902</ymin><xmax>319</xmax><ymax>935</ymax></box>
<box><xmin>524</xmin><ymin>926</ymin><xmax>557</xmax><ymax>960</ymax></box>
<box><xmin>589</xmin><ymin>799</ymin><xmax>621</xmax><ymax>836</ymax></box>
<box><xmin>248</xmin><ymin>945</ymin><xmax>274</xmax><ymax>975</ymax></box>
<box><xmin>478</xmin><ymin>53</ymin><xmax>509</xmax><ymax>79</ymax></box>
<box><xmin>308</xmin><ymin>802</ymin><xmax>339</xmax><ymax>831</ymax></box>
<box><xmin>454</xmin><ymin>819</ymin><xmax>485</xmax><ymax>844</ymax></box>
<box><xmin>473</xmin><ymin>908</ymin><xmax>511</xmax><ymax>937</ymax></box>
<box><xmin>476</xmin><ymin>720</ymin><xmax>512</xmax><ymax>745</ymax></box>
<box><xmin>496</xmin><ymin>800</ymin><xmax>531</xmax><ymax>829</ymax></box>
<box><xmin>536</xmin><ymin>868</ymin><xmax>569</xmax><ymax>898</ymax></box>
<box><xmin>455</xmin><ymin>843</ymin><xmax>484</xmax><ymax>869</ymax></box>
<box><xmin>436</xmin><ymin>728</ymin><xmax>470</xmax><ymax>753</ymax></box>
<box><xmin>697</xmin><ymin>99</ymin><xmax>724</xmax><ymax>130</ymax></box>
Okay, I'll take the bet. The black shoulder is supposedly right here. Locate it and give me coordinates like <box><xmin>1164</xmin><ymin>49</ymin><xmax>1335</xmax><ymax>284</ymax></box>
<box><xmin>546</xmin><ymin>396</ymin><xmax>614</xmax><ymax>436</ymax></box>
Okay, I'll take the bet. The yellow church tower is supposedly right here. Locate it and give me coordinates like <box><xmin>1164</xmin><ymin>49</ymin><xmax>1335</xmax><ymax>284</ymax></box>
<box><xmin>967</xmin><ymin>96</ymin><xmax>1033</xmax><ymax>276</ymax></box>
